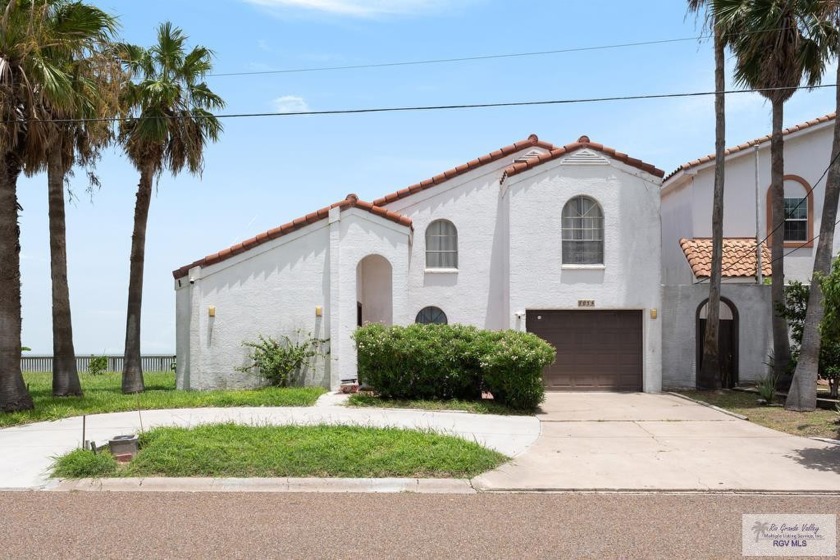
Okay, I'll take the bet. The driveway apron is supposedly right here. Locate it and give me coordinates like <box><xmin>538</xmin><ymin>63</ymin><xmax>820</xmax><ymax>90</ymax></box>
<box><xmin>473</xmin><ymin>393</ymin><xmax>840</xmax><ymax>492</ymax></box>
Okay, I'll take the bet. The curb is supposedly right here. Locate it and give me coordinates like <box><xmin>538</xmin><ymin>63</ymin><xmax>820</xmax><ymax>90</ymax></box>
<box><xmin>666</xmin><ymin>392</ymin><xmax>749</xmax><ymax>420</ymax></box>
<box><xmin>471</xmin><ymin>487</ymin><xmax>840</xmax><ymax>496</ymax></box>
<box><xmin>48</xmin><ymin>477</ymin><xmax>477</xmax><ymax>494</ymax></box>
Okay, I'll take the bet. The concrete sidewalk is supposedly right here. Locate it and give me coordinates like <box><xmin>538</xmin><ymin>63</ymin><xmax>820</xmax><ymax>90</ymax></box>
<box><xmin>0</xmin><ymin>393</ymin><xmax>539</xmax><ymax>490</ymax></box>
<box><xmin>473</xmin><ymin>393</ymin><xmax>840</xmax><ymax>493</ymax></box>
<box><xmin>5</xmin><ymin>392</ymin><xmax>839</xmax><ymax>494</ymax></box>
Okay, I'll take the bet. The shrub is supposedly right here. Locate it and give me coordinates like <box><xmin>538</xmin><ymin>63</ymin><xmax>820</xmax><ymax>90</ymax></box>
<box><xmin>479</xmin><ymin>331</ymin><xmax>555</xmax><ymax>410</ymax></box>
<box><xmin>88</xmin><ymin>355</ymin><xmax>108</xmax><ymax>376</ymax></box>
<box><xmin>238</xmin><ymin>332</ymin><xmax>327</xmax><ymax>387</ymax></box>
<box><xmin>756</xmin><ymin>371</ymin><xmax>778</xmax><ymax>404</ymax></box>
<box><xmin>354</xmin><ymin>324</ymin><xmax>553</xmax><ymax>410</ymax></box>
<box><xmin>354</xmin><ymin>323</ymin><xmax>483</xmax><ymax>400</ymax></box>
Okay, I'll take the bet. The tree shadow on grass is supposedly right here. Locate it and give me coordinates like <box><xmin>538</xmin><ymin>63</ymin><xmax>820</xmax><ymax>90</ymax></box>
<box><xmin>787</xmin><ymin>444</ymin><xmax>840</xmax><ymax>473</ymax></box>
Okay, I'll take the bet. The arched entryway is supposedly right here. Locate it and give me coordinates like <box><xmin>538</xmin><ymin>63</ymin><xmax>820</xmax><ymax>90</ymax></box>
<box><xmin>696</xmin><ymin>298</ymin><xmax>739</xmax><ymax>388</ymax></box>
<box><xmin>356</xmin><ymin>255</ymin><xmax>393</xmax><ymax>326</ymax></box>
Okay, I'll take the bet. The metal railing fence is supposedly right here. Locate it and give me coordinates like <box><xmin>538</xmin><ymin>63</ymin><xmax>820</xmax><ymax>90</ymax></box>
<box><xmin>21</xmin><ymin>354</ymin><xmax>176</xmax><ymax>373</ymax></box>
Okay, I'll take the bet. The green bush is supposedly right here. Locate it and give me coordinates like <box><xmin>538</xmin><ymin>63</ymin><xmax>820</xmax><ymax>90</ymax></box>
<box><xmin>354</xmin><ymin>324</ymin><xmax>553</xmax><ymax>410</ymax></box>
<box><xmin>479</xmin><ymin>331</ymin><xmax>555</xmax><ymax>410</ymax></box>
<box><xmin>88</xmin><ymin>355</ymin><xmax>107</xmax><ymax>376</ymax></box>
<box><xmin>237</xmin><ymin>332</ymin><xmax>327</xmax><ymax>387</ymax></box>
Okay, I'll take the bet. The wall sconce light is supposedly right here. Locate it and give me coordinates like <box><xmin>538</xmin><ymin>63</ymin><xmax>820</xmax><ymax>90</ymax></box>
<box><xmin>208</xmin><ymin>306</ymin><xmax>216</xmax><ymax>318</ymax></box>
<box><xmin>315</xmin><ymin>305</ymin><xmax>323</xmax><ymax>317</ymax></box>
<box><xmin>650</xmin><ymin>308</ymin><xmax>658</xmax><ymax>320</ymax></box>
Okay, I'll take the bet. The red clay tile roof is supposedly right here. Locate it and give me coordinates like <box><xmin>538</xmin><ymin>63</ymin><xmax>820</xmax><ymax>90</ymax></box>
<box><xmin>665</xmin><ymin>112</ymin><xmax>836</xmax><ymax>182</ymax></box>
<box><xmin>172</xmin><ymin>194</ymin><xmax>412</xmax><ymax>279</ymax></box>
<box><xmin>372</xmin><ymin>134</ymin><xmax>556</xmax><ymax>206</ymax></box>
<box><xmin>680</xmin><ymin>237</ymin><xmax>772</xmax><ymax>278</ymax></box>
<box><xmin>503</xmin><ymin>135</ymin><xmax>665</xmax><ymax>179</ymax></box>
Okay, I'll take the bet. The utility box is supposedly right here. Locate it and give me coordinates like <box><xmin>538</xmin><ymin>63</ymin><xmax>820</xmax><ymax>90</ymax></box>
<box><xmin>108</xmin><ymin>434</ymin><xmax>139</xmax><ymax>462</ymax></box>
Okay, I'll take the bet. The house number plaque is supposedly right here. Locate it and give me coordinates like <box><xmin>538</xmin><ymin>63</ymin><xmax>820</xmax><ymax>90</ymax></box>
<box><xmin>578</xmin><ymin>300</ymin><xmax>595</xmax><ymax>308</ymax></box>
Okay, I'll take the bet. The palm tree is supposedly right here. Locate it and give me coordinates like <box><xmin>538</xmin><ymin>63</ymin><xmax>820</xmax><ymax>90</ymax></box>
<box><xmin>715</xmin><ymin>0</ymin><xmax>828</xmax><ymax>387</ymax></box>
<box><xmin>34</xmin><ymin>5</ymin><xmax>119</xmax><ymax>397</ymax></box>
<box><xmin>787</xmin><ymin>5</ymin><xmax>840</xmax><ymax>411</ymax></box>
<box><xmin>1</xmin><ymin>0</ymin><xmax>115</xmax><ymax>411</ymax></box>
<box><xmin>117</xmin><ymin>22</ymin><xmax>224</xmax><ymax>394</ymax></box>
<box><xmin>688</xmin><ymin>0</ymin><xmax>729</xmax><ymax>389</ymax></box>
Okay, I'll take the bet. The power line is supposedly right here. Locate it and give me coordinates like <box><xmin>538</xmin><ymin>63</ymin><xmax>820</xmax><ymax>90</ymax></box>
<box><xmin>20</xmin><ymin>83</ymin><xmax>837</xmax><ymax>125</ymax></box>
<box><xmin>209</xmin><ymin>26</ymin><xmax>797</xmax><ymax>78</ymax></box>
<box><xmin>209</xmin><ymin>36</ymin><xmax>707</xmax><ymax>77</ymax></box>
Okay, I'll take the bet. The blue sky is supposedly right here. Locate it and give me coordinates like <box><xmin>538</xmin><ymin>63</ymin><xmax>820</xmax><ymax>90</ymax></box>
<box><xmin>17</xmin><ymin>0</ymin><xmax>837</xmax><ymax>355</ymax></box>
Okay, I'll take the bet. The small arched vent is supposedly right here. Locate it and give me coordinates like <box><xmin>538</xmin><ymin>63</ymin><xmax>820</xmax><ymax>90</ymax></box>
<box><xmin>513</xmin><ymin>149</ymin><xmax>546</xmax><ymax>163</ymax></box>
<box><xmin>561</xmin><ymin>149</ymin><xmax>610</xmax><ymax>166</ymax></box>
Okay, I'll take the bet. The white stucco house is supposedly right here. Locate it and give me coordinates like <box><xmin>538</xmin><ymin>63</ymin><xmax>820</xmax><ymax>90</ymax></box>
<box><xmin>174</xmin><ymin>134</ymin><xmax>665</xmax><ymax>393</ymax></box>
<box><xmin>660</xmin><ymin>112</ymin><xmax>836</xmax><ymax>389</ymax></box>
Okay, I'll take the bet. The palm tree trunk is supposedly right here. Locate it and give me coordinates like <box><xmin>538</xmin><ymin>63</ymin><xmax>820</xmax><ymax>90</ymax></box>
<box><xmin>785</xmin><ymin>63</ymin><xmax>840</xmax><ymax>412</ymax></box>
<box><xmin>770</xmin><ymin>99</ymin><xmax>792</xmax><ymax>386</ymax></box>
<box><xmin>699</xmin><ymin>29</ymin><xmax>726</xmax><ymax>390</ymax></box>
<box><xmin>0</xmin><ymin>153</ymin><xmax>34</xmax><ymax>412</ymax></box>
<box><xmin>47</xmin><ymin>150</ymin><xmax>82</xmax><ymax>397</ymax></box>
<box><xmin>122</xmin><ymin>165</ymin><xmax>153</xmax><ymax>394</ymax></box>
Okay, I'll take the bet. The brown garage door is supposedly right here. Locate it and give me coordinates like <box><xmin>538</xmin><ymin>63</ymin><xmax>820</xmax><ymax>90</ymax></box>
<box><xmin>526</xmin><ymin>310</ymin><xmax>643</xmax><ymax>391</ymax></box>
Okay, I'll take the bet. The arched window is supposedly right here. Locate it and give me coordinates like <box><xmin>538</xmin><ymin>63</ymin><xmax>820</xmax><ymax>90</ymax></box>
<box><xmin>416</xmin><ymin>306</ymin><xmax>448</xmax><ymax>325</ymax></box>
<box><xmin>425</xmin><ymin>219</ymin><xmax>458</xmax><ymax>269</ymax></box>
<box><xmin>562</xmin><ymin>196</ymin><xmax>604</xmax><ymax>264</ymax></box>
<box><xmin>765</xmin><ymin>176</ymin><xmax>813</xmax><ymax>247</ymax></box>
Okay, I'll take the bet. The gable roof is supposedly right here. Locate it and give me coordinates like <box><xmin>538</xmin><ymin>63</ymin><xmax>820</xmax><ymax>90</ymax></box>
<box><xmin>665</xmin><ymin>112</ymin><xmax>836</xmax><ymax>183</ymax></box>
<box><xmin>172</xmin><ymin>194</ymin><xmax>411</xmax><ymax>280</ymax></box>
<box><xmin>372</xmin><ymin>134</ymin><xmax>556</xmax><ymax>206</ymax></box>
<box><xmin>174</xmin><ymin>133</ymin><xmax>662</xmax><ymax>279</ymax></box>
<box><xmin>503</xmin><ymin>135</ymin><xmax>665</xmax><ymax>179</ymax></box>
<box><xmin>680</xmin><ymin>237</ymin><xmax>771</xmax><ymax>279</ymax></box>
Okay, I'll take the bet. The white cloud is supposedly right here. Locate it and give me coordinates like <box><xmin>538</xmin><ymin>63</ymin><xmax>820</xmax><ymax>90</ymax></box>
<box><xmin>273</xmin><ymin>95</ymin><xmax>310</xmax><ymax>113</ymax></box>
<box><xmin>243</xmin><ymin>0</ymin><xmax>467</xmax><ymax>18</ymax></box>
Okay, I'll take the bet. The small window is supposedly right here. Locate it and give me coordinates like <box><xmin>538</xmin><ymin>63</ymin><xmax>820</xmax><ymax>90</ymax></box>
<box><xmin>562</xmin><ymin>196</ymin><xmax>604</xmax><ymax>264</ymax></box>
<box><xmin>415</xmin><ymin>306</ymin><xmax>447</xmax><ymax>325</ymax></box>
<box><xmin>783</xmin><ymin>197</ymin><xmax>808</xmax><ymax>242</ymax></box>
<box><xmin>425</xmin><ymin>220</ymin><xmax>458</xmax><ymax>269</ymax></box>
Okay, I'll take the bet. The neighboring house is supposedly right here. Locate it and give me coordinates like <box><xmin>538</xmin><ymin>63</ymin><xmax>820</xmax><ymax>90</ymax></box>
<box><xmin>174</xmin><ymin>135</ymin><xmax>665</xmax><ymax>392</ymax></box>
<box><xmin>660</xmin><ymin>113</ymin><xmax>836</xmax><ymax>389</ymax></box>
<box><xmin>662</xmin><ymin>112</ymin><xmax>836</xmax><ymax>285</ymax></box>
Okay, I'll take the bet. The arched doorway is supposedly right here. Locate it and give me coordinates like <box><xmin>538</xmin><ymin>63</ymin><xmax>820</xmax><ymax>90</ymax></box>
<box><xmin>696</xmin><ymin>298</ymin><xmax>739</xmax><ymax>388</ymax></box>
<box><xmin>356</xmin><ymin>255</ymin><xmax>392</xmax><ymax>326</ymax></box>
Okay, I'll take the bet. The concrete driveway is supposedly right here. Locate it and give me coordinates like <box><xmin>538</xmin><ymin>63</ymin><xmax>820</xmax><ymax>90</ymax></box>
<box><xmin>473</xmin><ymin>392</ymin><xmax>840</xmax><ymax>492</ymax></box>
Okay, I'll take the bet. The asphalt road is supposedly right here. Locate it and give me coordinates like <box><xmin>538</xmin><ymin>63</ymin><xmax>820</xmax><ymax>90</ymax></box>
<box><xmin>1</xmin><ymin>492</ymin><xmax>838</xmax><ymax>559</ymax></box>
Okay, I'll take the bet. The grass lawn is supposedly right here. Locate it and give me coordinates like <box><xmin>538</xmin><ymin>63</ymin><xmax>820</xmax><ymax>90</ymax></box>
<box><xmin>677</xmin><ymin>389</ymin><xmax>840</xmax><ymax>440</ymax></box>
<box><xmin>52</xmin><ymin>423</ymin><xmax>508</xmax><ymax>479</ymax></box>
<box><xmin>0</xmin><ymin>372</ymin><xmax>325</xmax><ymax>428</ymax></box>
<box><xmin>347</xmin><ymin>393</ymin><xmax>533</xmax><ymax>415</ymax></box>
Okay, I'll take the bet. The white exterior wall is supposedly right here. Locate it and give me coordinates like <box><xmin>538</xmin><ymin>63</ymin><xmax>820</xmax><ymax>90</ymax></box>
<box><xmin>507</xmin><ymin>159</ymin><xmax>663</xmax><ymax>392</ymax></box>
<box><xmin>175</xmin><ymin>224</ymin><xmax>332</xmax><ymax>390</ymax></box>
<box><xmin>333</xmin><ymin>209</ymin><xmax>410</xmax><ymax>385</ymax></box>
<box><xmin>660</xmin><ymin>175</ymin><xmax>696</xmax><ymax>286</ymax></box>
<box><xmin>661</xmin><ymin>121</ymin><xmax>835</xmax><ymax>283</ymax></box>
<box><xmin>175</xmin><ymin>210</ymin><xmax>410</xmax><ymax>391</ymax></box>
<box><xmin>383</xmin><ymin>153</ymin><xmax>538</xmax><ymax>329</ymax></box>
